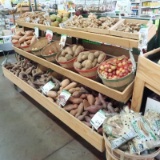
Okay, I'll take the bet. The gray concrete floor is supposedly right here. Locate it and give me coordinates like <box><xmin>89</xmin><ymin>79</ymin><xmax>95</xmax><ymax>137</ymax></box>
<box><xmin>0</xmin><ymin>53</ymin><xmax>105</xmax><ymax>160</ymax></box>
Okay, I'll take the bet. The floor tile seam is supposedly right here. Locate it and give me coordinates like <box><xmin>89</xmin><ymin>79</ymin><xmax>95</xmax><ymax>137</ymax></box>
<box><xmin>42</xmin><ymin>139</ymin><xmax>74</xmax><ymax>160</ymax></box>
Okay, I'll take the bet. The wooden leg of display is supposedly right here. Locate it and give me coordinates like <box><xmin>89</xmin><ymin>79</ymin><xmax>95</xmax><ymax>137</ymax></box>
<box><xmin>131</xmin><ymin>77</ymin><xmax>145</xmax><ymax>112</ymax></box>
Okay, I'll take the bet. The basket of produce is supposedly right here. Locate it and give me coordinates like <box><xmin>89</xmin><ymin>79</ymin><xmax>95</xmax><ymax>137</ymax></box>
<box><xmin>41</xmin><ymin>41</ymin><xmax>61</xmax><ymax>62</ymax></box>
<box><xmin>74</xmin><ymin>50</ymin><xmax>106</xmax><ymax>78</ymax></box>
<box><xmin>31</xmin><ymin>37</ymin><xmax>49</xmax><ymax>56</ymax></box>
<box><xmin>103</xmin><ymin>108</ymin><xmax>160</xmax><ymax>160</ymax></box>
<box><xmin>12</xmin><ymin>30</ymin><xmax>36</xmax><ymax>51</ymax></box>
<box><xmin>97</xmin><ymin>55</ymin><xmax>135</xmax><ymax>91</ymax></box>
<box><xmin>56</xmin><ymin>44</ymin><xmax>84</xmax><ymax>69</ymax></box>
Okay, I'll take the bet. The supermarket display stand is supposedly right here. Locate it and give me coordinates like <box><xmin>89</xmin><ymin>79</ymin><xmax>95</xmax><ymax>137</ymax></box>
<box><xmin>2</xmin><ymin>20</ymin><xmax>156</xmax><ymax>152</ymax></box>
<box><xmin>131</xmin><ymin>47</ymin><xmax>160</xmax><ymax>112</ymax></box>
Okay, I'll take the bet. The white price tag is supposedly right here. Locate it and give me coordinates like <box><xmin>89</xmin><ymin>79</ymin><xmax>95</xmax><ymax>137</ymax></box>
<box><xmin>46</xmin><ymin>29</ymin><xmax>53</xmax><ymax>42</ymax></box>
<box><xmin>57</xmin><ymin>90</ymin><xmax>71</xmax><ymax>107</ymax></box>
<box><xmin>129</xmin><ymin>49</ymin><xmax>136</xmax><ymax>73</ymax></box>
<box><xmin>41</xmin><ymin>81</ymin><xmax>55</xmax><ymax>95</ymax></box>
<box><xmin>90</xmin><ymin>110</ymin><xmax>106</xmax><ymax>130</ymax></box>
<box><xmin>34</xmin><ymin>27</ymin><xmax>39</xmax><ymax>38</ymax></box>
<box><xmin>59</xmin><ymin>34</ymin><xmax>67</xmax><ymax>49</ymax></box>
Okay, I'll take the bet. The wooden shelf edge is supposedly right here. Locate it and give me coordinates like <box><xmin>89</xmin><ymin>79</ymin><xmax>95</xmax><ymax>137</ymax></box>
<box><xmin>145</xmin><ymin>83</ymin><xmax>160</xmax><ymax>95</ymax></box>
<box><xmin>2</xmin><ymin>67</ymin><xmax>105</xmax><ymax>152</ymax></box>
<box><xmin>16</xmin><ymin>21</ymin><xmax>139</xmax><ymax>48</ymax></box>
<box><xmin>14</xmin><ymin>47</ymin><xmax>133</xmax><ymax>103</ymax></box>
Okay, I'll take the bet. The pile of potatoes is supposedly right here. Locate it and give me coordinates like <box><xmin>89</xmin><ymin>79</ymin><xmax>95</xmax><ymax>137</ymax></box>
<box><xmin>65</xmin><ymin>13</ymin><xmax>118</xmax><ymax>29</ymax></box>
<box><xmin>21</xmin><ymin>12</ymin><xmax>50</xmax><ymax>25</ymax></box>
<box><xmin>5</xmin><ymin>59</ymin><xmax>121</xmax><ymax>135</ymax></box>
<box><xmin>116</xmin><ymin>22</ymin><xmax>142</xmax><ymax>33</ymax></box>
<box><xmin>74</xmin><ymin>50</ymin><xmax>106</xmax><ymax>70</ymax></box>
<box><xmin>57</xmin><ymin>45</ymin><xmax>84</xmax><ymax>63</ymax></box>
<box><xmin>12</xmin><ymin>30</ymin><xmax>36</xmax><ymax>47</ymax></box>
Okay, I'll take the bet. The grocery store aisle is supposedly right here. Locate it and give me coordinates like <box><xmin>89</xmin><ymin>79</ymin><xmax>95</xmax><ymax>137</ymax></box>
<box><xmin>0</xmin><ymin>54</ymin><xmax>105</xmax><ymax>160</ymax></box>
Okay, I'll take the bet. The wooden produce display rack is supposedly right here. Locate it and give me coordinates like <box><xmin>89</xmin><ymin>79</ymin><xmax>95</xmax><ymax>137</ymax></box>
<box><xmin>3</xmin><ymin>20</ymin><xmax>156</xmax><ymax>152</ymax></box>
<box><xmin>131</xmin><ymin>48</ymin><xmax>160</xmax><ymax>112</ymax></box>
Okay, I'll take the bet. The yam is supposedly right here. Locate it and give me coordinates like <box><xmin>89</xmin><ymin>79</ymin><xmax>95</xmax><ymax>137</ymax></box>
<box><xmin>63</xmin><ymin>82</ymin><xmax>77</xmax><ymax>90</ymax></box>
<box><xmin>70</xmin><ymin>108</ymin><xmax>78</xmax><ymax>116</ymax></box>
<box><xmin>64</xmin><ymin>104</ymin><xmax>78</xmax><ymax>111</ymax></box>
<box><xmin>47</xmin><ymin>91</ymin><xmax>57</xmax><ymax>98</ymax></box>
<box><xmin>75</xmin><ymin>102</ymin><xmax>84</xmax><ymax>117</ymax></box>
<box><xmin>60</xmin><ymin>79</ymin><xmax>70</xmax><ymax>88</ymax></box>
<box><xmin>87</xmin><ymin>94</ymin><xmax>95</xmax><ymax>105</ymax></box>
<box><xmin>69</xmin><ymin>97</ymin><xmax>83</xmax><ymax>104</ymax></box>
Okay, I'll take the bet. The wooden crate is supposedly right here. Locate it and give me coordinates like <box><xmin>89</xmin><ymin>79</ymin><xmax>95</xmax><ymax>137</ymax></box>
<box><xmin>131</xmin><ymin>48</ymin><xmax>160</xmax><ymax>112</ymax></box>
<box><xmin>110</xmin><ymin>19</ymin><xmax>154</xmax><ymax>40</ymax></box>
<box><xmin>2</xmin><ymin>67</ymin><xmax>105</xmax><ymax>152</ymax></box>
<box><xmin>14</xmin><ymin>47</ymin><xmax>134</xmax><ymax>103</ymax></box>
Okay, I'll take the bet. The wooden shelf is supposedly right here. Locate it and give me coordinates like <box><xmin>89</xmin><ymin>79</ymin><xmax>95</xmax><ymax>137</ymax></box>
<box><xmin>14</xmin><ymin>47</ymin><xmax>134</xmax><ymax>103</ymax></box>
<box><xmin>3</xmin><ymin>67</ymin><xmax>105</xmax><ymax>152</ymax></box>
<box><xmin>16</xmin><ymin>21</ymin><xmax>139</xmax><ymax>48</ymax></box>
<box><xmin>131</xmin><ymin>48</ymin><xmax>160</xmax><ymax>112</ymax></box>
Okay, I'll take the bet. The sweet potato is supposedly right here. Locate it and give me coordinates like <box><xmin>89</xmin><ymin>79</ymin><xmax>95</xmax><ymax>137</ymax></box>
<box><xmin>47</xmin><ymin>91</ymin><xmax>57</xmax><ymax>98</ymax></box>
<box><xmin>63</xmin><ymin>82</ymin><xmax>77</xmax><ymax>90</ymax></box>
<box><xmin>47</xmin><ymin>97</ymin><xmax>54</xmax><ymax>102</ymax></box>
<box><xmin>12</xmin><ymin>39</ymin><xmax>18</xmax><ymax>43</ymax></box>
<box><xmin>84</xmin><ymin>105</ymin><xmax>102</xmax><ymax>113</ymax></box>
<box><xmin>70</xmin><ymin>108</ymin><xmax>78</xmax><ymax>116</ymax></box>
<box><xmin>69</xmin><ymin>87</ymin><xmax>80</xmax><ymax>93</ymax></box>
<box><xmin>72</xmin><ymin>91</ymin><xmax>84</xmax><ymax>98</ymax></box>
<box><xmin>77</xmin><ymin>111</ymin><xmax>88</xmax><ymax>121</ymax></box>
<box><xmin>84</xmin><ymin>116</ymin><xmax>91</xmax><ymax>122</ymax></box>
<box><xmin>75</xmin><ymin>102</ymin><xmax>84</xmax><ymax>118</ymax></box>
<box><xmin>12</xmin><ymin>35</ymin><xmax>21</xmax><ymax>40</ymax></box>
<box><xmin>83</xmin><ymin>99</ymin><xmax>90</xmax><ymax>109</ymax></box>
<box><xmin>25</xmin><ymin>36</ymin><xmax>33</xmax><ymax>40</ymax></box>
<box><xmin>30</xmin><ymin>36</ymin><xmax>36</xmax><ymax>44</ymax></box>
<box><xmin>87</xmin><ymin>94</ymin><xmax>95</xmax><ymax>105</ymax></box>
<box><xmin>25</xmin><ymin>31</ymin><xmax>33</xmax><ymax>36</ymax></box>
<box><xmin>98</xmin><ymin>93</ymin><xmax>108</xmax><ymax>108</ymax></box>
<box><xmin>80</xmin><ymin>94</ymin><xmax>87</xmax><ymax>99</ymax></box>
<box><xmin>69</xmin><ymin>97</ymin><xmax>83</xmax><ymax>104</ymax></box>
<box><xmin>107</xmin><ymin>102</ymin><xmax>115</xmax><ymax>113</ymax></box>
<box><xmin>95</xmin><ymin>97</ymin><xmax>101</xmax><ymax>105</ymax></box>
<box><xmin>82</xmin><ymin>121</ymin><xmax>91</xmax><ymax>127</ymax></box>
<box><xmin>19</xmin><ymin>36</ymin><xmax>27</xmax><ymax>43</ymax></box>
<box><xmin>63</xmin><ymin>104</ymin><xmax>78</xmax><ymax>111</ymax></box>
<box><xmin>60</xmin><ymin>79</ymin><xmax>70</xmax><ymax>88</ymax></box>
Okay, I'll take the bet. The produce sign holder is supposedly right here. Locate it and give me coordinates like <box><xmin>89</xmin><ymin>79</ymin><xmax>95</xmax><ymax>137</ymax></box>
<box><xmin>14</xmin><ymin>46</ymin><xmax>133</xmax><ymax>103</ymax></box>
<box><xmin>131</xmin><ymin>48</ymin><xmax>160</xmax><ymax>112</ymax></box>
<box><xmin>2</xmin><ymin>67</ymin><xmax>104</xmax><ymax>152</ymax></box>
<box><xmin>109</xmin><ymin>19</ymin><xmax>155</xmax><ymax>40</ymax></box>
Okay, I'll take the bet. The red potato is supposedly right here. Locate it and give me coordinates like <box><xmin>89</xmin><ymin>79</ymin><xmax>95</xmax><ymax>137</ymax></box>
<box><xmin>70</xmin><ymin>109</ymin><xmax>78</xmax><ymax>116</ymax></box>
<box><xmin>83</xmin><ymin>99</ymin><xmax>90</xmax><ymax>109</ymax></box>
<box><xmin>69</xmin><ymin>97</ymin><xmax>83</xmax><ymax>104</ymax></box>
<box><xmin>87</xmin><ymin>94</ymin><xmax>95</xmax><ymax>105</ymax></box>
<box><xmin>75</xmin><ymin>102</ymin><xmax>84</xmax><ymax>118</ymax></box>
<box><xmin>84</xmin><ymin>105</ymin><xmax>103</xmax><ymax>113</ymax></box>
<box><xmin>63</xmin><ymin>104</ymin><xmax>78</xmax><ymax>111</ymax></box>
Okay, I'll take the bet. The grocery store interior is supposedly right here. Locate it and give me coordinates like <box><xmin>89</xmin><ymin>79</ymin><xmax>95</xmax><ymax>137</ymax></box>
<box><xmin>0</xmin><ymin>0</ymin><xmax>160</xmax><ymax>160</ymax></box>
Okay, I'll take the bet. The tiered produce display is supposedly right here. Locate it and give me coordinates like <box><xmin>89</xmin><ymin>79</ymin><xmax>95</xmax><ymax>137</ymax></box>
<box><xmin>3</xmin><ymin>10</ymin><xmax>160</xmax><ymax>158</ymax></box>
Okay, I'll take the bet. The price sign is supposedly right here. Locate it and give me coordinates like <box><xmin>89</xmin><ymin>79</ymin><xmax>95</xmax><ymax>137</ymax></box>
<box><xmin>41</xmin><ymin>81</ymin><xmax>55</xmax><ymax>95</ymax></box>
<box><xmin>90</xmin><ymin>110</ymin><xmax>106</xmax><ymax>130</ymax></box>
<box><xmin>59</xmin><ymin>34</ymin><xmax>67</xmax><ymax>49</ymax></box>
<box><xmin>57</xmin><ymin>90</ymin><xmax>71</xmax><ymax>107</ymax></box>
<box><xmin>46</xmin><ymin>29</ymin><xmax>53</xmax><ymax>42</ymax></box>
<box><xmin>34</xmin><ymin>27</ymin><xmax>39</xmax><ymax>38</ymax></box>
